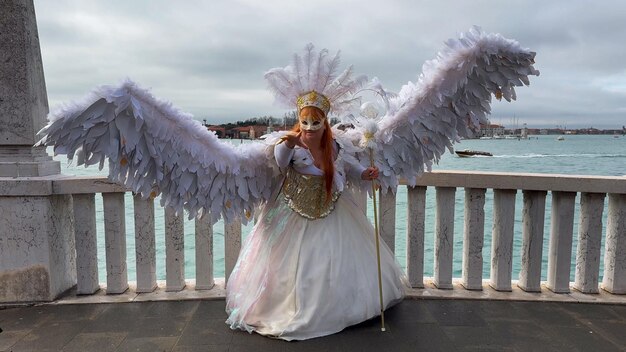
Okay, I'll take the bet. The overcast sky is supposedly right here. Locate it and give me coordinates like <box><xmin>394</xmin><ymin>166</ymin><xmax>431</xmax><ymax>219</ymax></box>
<box><xmin>34</xmin><ymin>0</ymin><xmax>626</xmax><ymax>128</ymax></box>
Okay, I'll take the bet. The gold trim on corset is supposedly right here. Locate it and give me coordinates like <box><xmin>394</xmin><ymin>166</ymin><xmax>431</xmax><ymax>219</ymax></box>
<box><xmin>282</xmin><ymin>168</ymin><xmax>341</xmax><ymax>220</ymax></box>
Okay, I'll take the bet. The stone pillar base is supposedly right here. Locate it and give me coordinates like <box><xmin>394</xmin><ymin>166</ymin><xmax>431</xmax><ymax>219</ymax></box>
<box><xmin>0</xmin><ymin>146</ymin><xmax>60</xmax><ymax>177</ymax></box>
<box><xmin>0</xmin><ymin>192</ymin><xmax>76</xmax><ymax>303</ymax></box>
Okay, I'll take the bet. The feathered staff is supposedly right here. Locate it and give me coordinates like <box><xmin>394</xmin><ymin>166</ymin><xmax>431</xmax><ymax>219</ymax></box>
<box><xmin>351</xmin><ymin>98</ymin><xmax>388</xmax><ymax>332</ymax></box>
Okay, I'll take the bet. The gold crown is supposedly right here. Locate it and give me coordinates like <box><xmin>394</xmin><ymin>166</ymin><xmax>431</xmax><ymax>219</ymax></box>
<box><xmin>296</xmin><ymin>91</ymin><xmax>331</xmax><ymax>115</ymax></box>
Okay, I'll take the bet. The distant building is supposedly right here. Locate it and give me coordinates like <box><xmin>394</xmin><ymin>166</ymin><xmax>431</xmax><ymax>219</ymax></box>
<box><xmin>229</xmin><ymin>126</ymin><xmax>252</xmax><ymax>139</ymax></box>
<box><xmin>578</xmin><ymin>127</ymin><xmax>601</xmax><ymax>135</ymax></box>
<box><xmin>247</xmin><ymin>125</ymin><xmax>270</xmax><ymax>139</ymax></box>
<box><xmin>544</xmin><ymin>128</ymin><xmax>565</xmax><ymax>135</ymax></box>
<box><xmin>480</xmin><ymin>124</ymin><xmax>505</xmax><ymax>137</ymax></box>
<box><xmin>521</xmin><ymin>123</ymin><xmax>528</xmax><ymax>139</ymax></box>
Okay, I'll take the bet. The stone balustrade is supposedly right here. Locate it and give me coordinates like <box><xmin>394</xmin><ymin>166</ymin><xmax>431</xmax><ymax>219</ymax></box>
<box><xmin>401</xmin><ymin>171</ymin><xmax>625</xmax><ymax>296</ymax></box>
<box><xmin>1</xmin><ymin>170</ymin><xmax>624</xmax><ymax>303</ymax></box>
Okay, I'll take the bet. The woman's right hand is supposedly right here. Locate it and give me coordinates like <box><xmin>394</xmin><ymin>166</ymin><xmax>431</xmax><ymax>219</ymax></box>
<box><xmin>281</xmin><ymin>131</ymin><xmax>308</xmax><ymax>149</ymax></box>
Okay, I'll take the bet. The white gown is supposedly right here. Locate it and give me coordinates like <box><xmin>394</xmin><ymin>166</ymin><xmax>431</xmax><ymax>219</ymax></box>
<box><xmin>225</xmin><ymin>141</ymin><xmax>408</xmax><ymax>341</ymax></box>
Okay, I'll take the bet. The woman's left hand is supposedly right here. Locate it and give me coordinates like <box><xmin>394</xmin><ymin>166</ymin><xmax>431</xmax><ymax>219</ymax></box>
<box><xmin>361</xmin><ymin>166</ymin><xmax>379</xmax><ymax>180</ymax></box>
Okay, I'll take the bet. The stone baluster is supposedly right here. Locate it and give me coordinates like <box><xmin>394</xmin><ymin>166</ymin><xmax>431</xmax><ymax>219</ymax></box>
<box><xmin>72</xmin><ymin>193</ymin><xmax>99</xmax><ymax>294</ymax></box>
<box><xmin>546</xmin><ymin>191</ymin><xmax>576</xmax><ymax>293</ymax></box>
<box><xmin>574</xmin><ymin>193</ymin><xmax>605</xmax><ymax>293</ymax></box>
<box><xmin>406</xmin><ymin>186</ymin><xmax>426</xmax><ymax>288</ymax></box>
<box><xmin>165</xmin><ymin>207</ymin><xmax>185</xmax><ymax>291</ymax></box>
<box><xmin>379</xmin><ymin>190</ymin><xmax>397</xmax><ymax>253</ymax></box>
<box><xmin>102</xmin><ymin>192</ymin><xmax>128</xmax><ymax>294</ymax></box>
<box><xmin>434</xmin><ymin>187</ymin><xmax>455</xmax><ymax>289</ymax></box>
<box><xmin>490</xmin><ymin>189</ymin><xmax>516</xmax><ymax>291</ymax></box>
<box><xmin>462</xmin><ymin>188</ymin><xmax>486</xmax><ymax>290</ymax></box>
<box><xmin>518</xmin><ymin>190</ymin><xmax>547</xmax><ymax>292</ymax></box>
<box><xmin>225</xmin><ymin>219</ymin><xmax>242</xmax><ymax>284</ymax></box>
<box><xmin>195</xmin><ymin>214</ymin><xmax>214</xmax><ymax>290</ymax></box>
<box><xmin>601</xmin><ymin>193</ymin><xmax>626</xmax><ymax>294</ymax></box>
<box><xmin>133</xmin><ymin>195</ymin><xmax>156</xmax><ymax>293</ymax></box>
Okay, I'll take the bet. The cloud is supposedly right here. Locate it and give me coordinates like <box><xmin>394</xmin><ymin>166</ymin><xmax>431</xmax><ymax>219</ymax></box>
<box><xmin>593</xmin><ymin>71</ymin><xmax>626</xmax><ymax>94</ymax></box>
<box><xmin>35</xmin><ymin>0</ymin><xmax>626</xmax><ymax>127</ymax></box>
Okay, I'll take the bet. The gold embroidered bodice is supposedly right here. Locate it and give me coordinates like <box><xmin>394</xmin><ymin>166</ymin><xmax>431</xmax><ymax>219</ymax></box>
<box><xmin>282</xmin><ymin>168</ymin><xmax>341</xmax><ymax>220</ymax></box>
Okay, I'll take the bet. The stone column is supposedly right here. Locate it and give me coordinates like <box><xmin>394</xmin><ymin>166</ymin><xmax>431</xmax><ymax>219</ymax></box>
<box><xmin>602</xmin><ymin>193</ymin><xmax>626</xmax><ymax>294</ymax></box>
<box><xmin>462</xmin><ymin>188</ymin><xmax>486</xmax><ymax>291</ymax></box>
<box><xmin>0</xmin><ymin>0</ymin><xmax>75</xmax><ymax>303</ymax></box>
<box><xmin>574</xmin><ymin>193</ymin><xmax>605</xmax><ymax>293</ymax></box>
<box><xmin>0</xmin><ymin>0</ymin><xmax>59</xmax><ymax>176</ymax></box>
<box><xmin>406</xmin><ymin>186</ymin><xmax>426</xmax><ymax>288</ymax></box>
<box><xmin>434</xmin><ymin>187</ymin><xmax>455</xmax><ymax>289</ymax></box>
<box><xmin>165</xmin><ymin>208</ymin><xmax>185</xmax><ymax>292</ymax></box>
<box><xmin>73</xmin><ymin>193</ymin><xmax>99</xmax><ymax>294</ymax></box>
<box><xmin>490</xmin><ymin>189</ymin><xmax>516</xmax><ymax>291</ymax></box>
<box><xmin>134</xmin><ymin>195</ymin><xmax>157</xmax><ymax>293</ymax></box>
<box><xmin>225</xmin><ymin>219</ymin><xmax>242</xmax><ymax>284</ymax></box>
<box><xmin>546</xmin><ymin>191</ymin><xmax>576</xmax><ymax>293</ymax></box>
<box><xmin>518</xmin><ymin>190</ymin><xmax>547</xmax><ymax>292</ymax></box>
<box><xmin>195</xmin><ymin>215</ymin><xmax>214</xmax><ymax>290</ymax></box>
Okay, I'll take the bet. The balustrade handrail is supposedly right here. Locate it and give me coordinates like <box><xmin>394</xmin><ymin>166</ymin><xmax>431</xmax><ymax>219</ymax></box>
<box><xmin>1</xmin><ymin>170</ymin><xmax>624</xmax><ymax>196</ymax></box>
<box><xmin>398</xmin><ymin>170</ymin><xmax>626</xmax><ymax>194</ymax></box>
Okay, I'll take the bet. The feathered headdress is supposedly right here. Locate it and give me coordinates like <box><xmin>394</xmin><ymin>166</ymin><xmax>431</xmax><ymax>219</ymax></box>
<box><xmin>264</xmin><ymin>44</ymin><xmax>368</xmax><ymax>116</ymax></box>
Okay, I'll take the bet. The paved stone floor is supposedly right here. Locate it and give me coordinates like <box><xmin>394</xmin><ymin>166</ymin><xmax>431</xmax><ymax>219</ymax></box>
<box><xmin>0</xmin><ymin>298</ymin><xmax>625</xmax><ymax>351</ymax></box>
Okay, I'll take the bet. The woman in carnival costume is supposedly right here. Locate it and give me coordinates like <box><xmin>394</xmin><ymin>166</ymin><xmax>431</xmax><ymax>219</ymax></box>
<box><xmin>37</xmin><ymin>27</ymin><xmax>538</xmax><ymax>340</ymax></box>
<box><xmin>225</xmin><ymin>88</ymin><xmax>408</xmax><ymax>339</ymax></box>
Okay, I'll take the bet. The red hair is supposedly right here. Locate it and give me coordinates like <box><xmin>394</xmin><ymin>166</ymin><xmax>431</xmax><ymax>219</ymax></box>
<box><xmin>292</xmin><ymin>106</ymin><xmax>335</xmax><ymax>201</ymax></box>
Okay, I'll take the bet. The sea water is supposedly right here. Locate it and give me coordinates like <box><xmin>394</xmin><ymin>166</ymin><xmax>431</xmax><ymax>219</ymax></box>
<box><xmin>52</xmin><ymin>134</ymin><xmax>626</xmax><ymax>282</ymax></box>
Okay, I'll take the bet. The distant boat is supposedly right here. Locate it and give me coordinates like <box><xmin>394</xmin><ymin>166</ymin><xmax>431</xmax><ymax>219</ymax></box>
<box><xmin>556</xmin><ymin>136</ymin><xmax>565</xmax><ymax>141</ymax></box>
<box><xmin>455</xmin><ymin>149</ymin><xmax>493</xmax><ymax>157</ymax></box>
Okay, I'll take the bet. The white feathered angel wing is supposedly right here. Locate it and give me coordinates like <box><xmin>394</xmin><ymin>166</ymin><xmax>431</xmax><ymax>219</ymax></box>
<box><xmin>368</xmin><ymin>27</ymin><xmax>539</xmax><ymax>190</ymax></box>
<box><xmin>37</xmin><ymin>80</ymin><xmax>283</xmax><ymax>224</ymax></box>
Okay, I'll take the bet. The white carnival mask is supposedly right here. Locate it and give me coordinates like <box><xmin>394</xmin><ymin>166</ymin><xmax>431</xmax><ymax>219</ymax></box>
<box><xmin>299</xmin><ymin>116</ymin><xmax>325</xmax><ymax>131</ymax></box>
